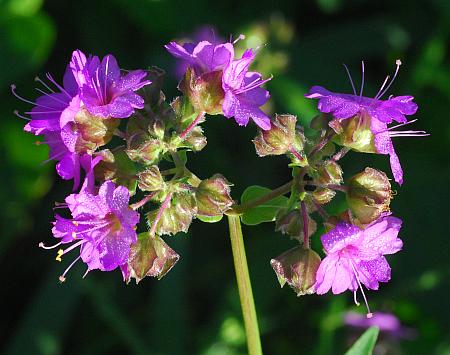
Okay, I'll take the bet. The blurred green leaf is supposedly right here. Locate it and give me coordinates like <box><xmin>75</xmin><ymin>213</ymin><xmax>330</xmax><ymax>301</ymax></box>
<box><xmin>240</xmin><ymin>185</ymin><xmax>288</xmax><ymax>225</ymax></box>
<box><xmin>0</xmin><ymin>12</ymin><xmax>55</xmax><ymax>87</ymax></box>
<box><xmin>344</xmin><ymin>326</ymin><xmax>379</xmax><ymax>355</ymax></box>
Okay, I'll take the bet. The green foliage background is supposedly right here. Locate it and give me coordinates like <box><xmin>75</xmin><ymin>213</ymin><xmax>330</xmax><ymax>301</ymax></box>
<box><xmin>0</xmin><ymin>0</ymin><xmax>449</xmax><ymax>354</ymax></box>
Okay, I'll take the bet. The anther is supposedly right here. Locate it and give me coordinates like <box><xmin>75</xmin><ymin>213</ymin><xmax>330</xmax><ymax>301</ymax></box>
<box><xmin>56</xmin><ymin>249</ymin><xmax>64</xmax><ymax>262</ymax></box>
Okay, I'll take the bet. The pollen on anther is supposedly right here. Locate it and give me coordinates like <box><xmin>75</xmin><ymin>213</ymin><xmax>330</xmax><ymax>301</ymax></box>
<box><xmin>72</xmin><ymin>231</ymin><xmax>77</xmax><ymax>239</ymax></box>
<box><xmin>56</xmin><ymin>249</ymin><xmax>64</xmax><ymax>262</ymax></box>
<box><xmin>72</xmin><ymin>221</ymin><xmax>79</xmax><ymax>226</ymax></box>
<box><xmin>59</xmin><ymin>275</ymin><xmax>66</xmax><ymax>283</ymax></box>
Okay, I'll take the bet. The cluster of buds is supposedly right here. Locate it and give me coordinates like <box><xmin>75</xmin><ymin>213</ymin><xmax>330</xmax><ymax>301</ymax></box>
<box><xmin>16</xmin><ymin>30</ymin><xmax>427</xmax><ymax>318</ymax></box>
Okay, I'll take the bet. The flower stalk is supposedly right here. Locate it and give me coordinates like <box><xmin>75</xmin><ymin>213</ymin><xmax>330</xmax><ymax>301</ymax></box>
<box><xmin>227</xmin><ymin>215</ymin><xmax>262</xmax><ymax>355</ymax></box>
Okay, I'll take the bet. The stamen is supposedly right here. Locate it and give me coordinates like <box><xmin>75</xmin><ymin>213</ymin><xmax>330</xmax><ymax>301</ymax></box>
<box><xmin>59</xmin><ymin>255</ymin><xmax>82</xmax><ymax>282</ymax></box>
<box><xmin>374</xmin><ymin>75</ymin><xmax>390</xmax><ymax>100</ymax></box>
<box><xmin>343</xmin><ymin>64</ymin><xmax>357</xmax><ymax>96</ymax></box>
<box><xmin>104</xmin><ymin>56</ymin><xmax>109</xmax><ymax>103</ymax></box>
<box><xmin>39</xmin><ymin>241</ymin><xmax>62</xmax><ymax>250</ymax></box>
<box><xmin>72</xmin><ymin>231</ymin><xmax>77</xmax><ymax>239</ymax></box>
<box><xmin>235</xmin><ymin>75</ymin><xmax>272</xmax><ymax>95</ymax></box>
<box><xmin>377</xmin><ymin>59</ymin><xmax>402</xmax><ymax>99</ymax></box>
<box><xmin>388</xmin><ymin>119</ymin><xmax>418</xmax><ymax>131</ymax></box>
<box><xmin>359</xmin><ymin>61</ymin><xmax>365</xmax><ymax>98</ymax></box>
<box><xmin>42</xmin><ymin>151</ymin><xmax>66</xmax><ymax>164</ymax></box>
<box><xmin>13</xmin><ymin>110</ymin><xmax>31</xmax><ymax>121</ymax></box>
<box><xmin>56</xmin><ymin>249</ymin><xmax>64</xmax><ymax>262</ymax></box>
<box><xmin>45</xmin><ymin>73</ymin><xmax>71</xmax><ymax>98</ymax></box>
<box><xmin>35</xmin><ymin>76</ymin><xmax>56</xmax><ymax>93</ymax></box>
<box><xmin>82</xmin><ymin>268</ymin><xmax>90</xmax><ymax>278</ymax></box>
<box><xmin>11</xmin><ymin>85</ymin><xmax>55</xmax><ymax>109</ymax></box>
<box><xmin>349</xmin><ymin>260</ymin><xmax>373</xmax><ymax>318</ymax></box>
<box><xmin>353</xmin><ymin>291</ymin><xmax>360</xmax><ymax>306</ymax></box>
<box><xmin>232</xmin><ymin>34</ymin><xmax>245</xmax><ymax>44</ymax></box>
<box><xmin>61</xmin><ymin>240</ymin><xmax>86</xmax><ymax>256</ymax></box>
<box><xmin>34</xmin><ymin>88</ymin><xmax>68</xmax><ymax>105</ymax></box>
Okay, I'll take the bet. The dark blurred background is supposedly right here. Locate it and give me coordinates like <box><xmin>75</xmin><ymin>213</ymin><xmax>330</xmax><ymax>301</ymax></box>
<box><xmin>1</xmin><ymin>0</ymin><xmax>449</xmax><ymax>354</ymax></box>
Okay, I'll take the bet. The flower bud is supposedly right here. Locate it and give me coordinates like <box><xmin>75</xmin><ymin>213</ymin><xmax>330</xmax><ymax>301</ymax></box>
<box><xmin>347</xmin><ymin>168</ymin><xmax>392</xmax><ymax>224</ymax></box>
<box><xmin>311</xmin><ymin>160</ymin><xmax>343</xmax><ymax>204</ymax></box>
<box><xmin>270</xmin><ymin>246</ymin><xmax>321</xmax><ymax>296</ymax></box>
<box><xmin>275</xmin><ymin>208</ymin><xmax>316</xmax><ymax>241</ymax></box>
<box><xmin>138</xmin><ymin>166</ymin><xmax>165</xmax><ymax>192</ymax></box>
<box><xmin>179</xmin><ymin>67</ymin><xmax>224</xmax><ymax>115</ymax></box>
<box><xmin>195</xmin><ymin>174</ymin><xmax>233</xmax><ymax>218</ymax></box>
<box><xmin>121</xmin><ymin>233</ymin><xmax>180</xmax><ymax>284</ymax></box>
<box><xmin>126</xmin><ymin>137</ymin><xmax>164</xmax><ymax>165</ymax></box>
<box><xmin>183</xmin><ymin>126</ymin><xmax>207</xmax><ymax>152</ymax></box>
<box><xmin>330</xmin><ymin>112</ymin><xmax>376</xmax><ymax>153</ymax></box>
<box><xmin>74</xmin><ymin>108</ymin><xmax>120</xmax><ymax>150</ymax></box>
<box><xmin>94</xmin><ymin>148</ymin><xmax>138</xmax><ymax>194</ymax></box>
<box><xmin>147</xmin><ymin>192</ymin><xmax>197</xmax><ymax>236</ymax></box>
<box><xmin>253</xmin><ymin>114</ymin><xmax>297</xmax><ymax>156</ymax></box>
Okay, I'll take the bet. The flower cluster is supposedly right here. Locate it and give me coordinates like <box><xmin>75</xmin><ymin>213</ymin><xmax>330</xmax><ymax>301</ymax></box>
<box><xmin>17</xmin><ymin>31</ymin><xmax>426</xmax><ymax>321</ymax></box>
<box><xmin>267</xmin><ymin>60</ymin><xmax>427</xmax><ymax>317</ymax></box>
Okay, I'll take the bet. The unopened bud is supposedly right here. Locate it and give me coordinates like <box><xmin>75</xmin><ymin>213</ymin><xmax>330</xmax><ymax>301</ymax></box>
<box><xmin>195</xmin><ymin>174</ymin><xmax>233</xmax><ymax>218</ymax></box>
<box><xmin>311</xmin><ymin>160</ymin><xmax>343</xmax><ymax>204</ymax></box>
<box><xmin>184</xmin><ymin>126</ymin><xmax>207</xmax><ymax>152</ymax></box>
<box><xmin>270</xmin><ymin>247</ymin><xmax>321</xmax><ymax>296</ymax></box>
<box><xmin>347</xmin><ymin>168</ymin><xmax>392</xmax><ymax>224</ymax></box>
<box><xmin>126</xmin><ymin>138</ymin><xmax>164</xmax><ymax>165</ymax></box>
<box><xmin>275</xmin><ymin>208</ymin><xmax>316</xmax><ymax>242</ymax></box>
<box><xmin>121</xmin><ymin>233</ymin><xmax>180</xmax><ymax>284</ymax></box>
<box><xmin>253</xmin><ymin>114</ymin><xmax>297</xmax><ymax>156</ymax></box>
<box><xmin>179</xmin><ymin>67</ymin><xmax>224</xmax><ymax>115</ymax></box>
<box><xmin>138</xmin><ymin>166</ymin><xmax>165</xmax><ymax>192</ymax></box>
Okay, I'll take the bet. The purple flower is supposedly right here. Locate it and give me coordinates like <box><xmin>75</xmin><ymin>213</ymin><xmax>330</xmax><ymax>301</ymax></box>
<box><xmin>344</xmin><ymin>311</ymin><xmax>416</xmax><ymax>339</ymax></box>
<box><xmin>305</xmin><ymin>60</ymin><xmax>426</xmax><ymax>184</ymax></box>
<box><xmin>222</xmin><ymin>49</ymin><xmax>271</xmax><ymax>130</ymax></box>
<box><xmin>165</xmin><ymin>38</ymin><xmax>234</xmax><ymax>76</ymax></box>
<box><xmin>13</xmin><ymin>63</ymin><xmax>85</xmax><ymax>187</ymax></box>
<box><xmin>70</xmin><ymin>50</ymin><xmax>151</xmax><ymax>118</ymax></box>
<box><xmin>315</xmin><ymin>215</ymin><xmax>403</xmax><ymax>317</ymax></box>
<box><xmin>43</xmin><ymin>180</ymin><xmax>139</xmax><ymax>281</ymax></box>
<box><xmin>166</xmin><ymin>26</ymin><xmax>226</xmax><ymax>77</ymax></box>
<box><xmin>166</xmin><ymin>36</ymin><xmax>272</xmax><ymax>130</ymax></box>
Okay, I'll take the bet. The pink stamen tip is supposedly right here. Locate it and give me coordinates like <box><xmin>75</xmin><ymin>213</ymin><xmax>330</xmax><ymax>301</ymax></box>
<box><xmin>59</xmin><ymin>276</ymin><xmax>66</xmax><ymax>283</ymax></box>
<box><xmin>38</xmin><ymin>242</ymin><xmax>44</xmax><ymax>248</ymax></box>
<box><xmin>366</xmin><ymin>312</ymin><xmax>374</xmax><ymax>319</ymax></box>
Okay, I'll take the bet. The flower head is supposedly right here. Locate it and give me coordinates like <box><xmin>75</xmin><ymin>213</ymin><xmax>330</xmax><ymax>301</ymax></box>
<box><xmin>70</xmin><ymin>50</ymin><xmax>151</xmax><ymax>118</ymax></box>
<box><xmin>306</xmin><ymin>60</ymin><xmax>427</xmax><ymax>184</ymax></box>
<box><xmin>42</xmin><ymin>181</ymin><xmax>139</xmax><ymax>281</ymax></box>
<box><xmin>166</xmin><ymin>35</ymin><xmax>271</xmax><ymax>130</ymax></box>
<box><xmin>315</xmin><ymin>215</ymin><xmax>403</xmax><ymax>317</ymax></box>
<box><xmin>222</xmin><ymin>49</ymin><xmax>271</xmax><ymax>130</ymax></box>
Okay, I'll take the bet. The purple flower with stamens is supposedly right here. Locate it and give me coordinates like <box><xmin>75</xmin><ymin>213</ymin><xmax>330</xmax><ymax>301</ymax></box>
<box><xmin>315</xmin><ymin>215</ymin><xmax>403</xmax><ymax>317</ymax></box>
<box><xmin>222</xmin><ymin>49</ymin><xmax>271</xmax><ymax>130</ymax></box>
<box><xmin>306</xmin><ymin>60</ymin><xmax>426</xmax><ymax>184</ymax></box>
<box><xmin>13</xmin><ymin>62</ymin><xmax>86</xmax><ymax>187</ymax></box>
<box><xmin>166</xmin><ymin>36</ymin><xmax>271</xmax><ymax>130</ymax></box>
<box><xmin>44</xmin><ymin>180</ymin><xmax>139</xmax><ymax>281</ymax></box>
<box><xmin>70</xmin><ymin>50</ymin><xmax>151</xmax><ymax>118</ymax></box>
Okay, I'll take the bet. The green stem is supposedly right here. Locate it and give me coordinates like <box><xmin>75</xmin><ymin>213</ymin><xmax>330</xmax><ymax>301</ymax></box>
<box><xmin>227</xmin><ymin>215</ymin><xmax>263</xmax><ymax>355</ymax></box>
